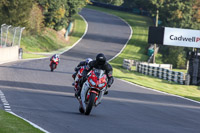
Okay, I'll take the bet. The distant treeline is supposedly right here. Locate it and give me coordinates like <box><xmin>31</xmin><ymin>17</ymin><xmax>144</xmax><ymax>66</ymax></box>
<box><xmin>93</xmin><ymin>0</ymin><xmax>200</xmax><ymax>69</ymax></box>
<box><xmin>93</xmin><ymin>0</ymin><xmax>200</xmax><ymax>29</ymax></box>
<box><xmin>0</xmin><ymin>0</ymin><xmax>88</xmax><ymax>34</ymax></box>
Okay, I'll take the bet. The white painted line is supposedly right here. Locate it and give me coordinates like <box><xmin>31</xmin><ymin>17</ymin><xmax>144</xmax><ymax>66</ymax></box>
<box><xmin>85</xmin><ymin>8</ymin><xmax>133</xmax><ymax>63</ymax></box>
<box><xmin>93</xmin><ymin>9</ymin><xmax>200</xmax><ymax>105</ymax></box>
<box><xmin>117</xmin><ymin>78</ymin><xmax>200</xmax><ymax>104</ymax></box>
<box><xmin>0</xmin><ymin>89</ymin><xmax>50</xmax><ymax>133</ymax></box>
<box><xmin>4</xmin><ymin>106</ymin><xmax>11</xmax><ymax>108</ymax></box>
<box><xmin>9</xmin><ymin>112</ymin><xmax>50</xmax><ymax>133</ymax></box>
<box><xmin>5</xmin><ymin>109</ymin><xmax>12</xmax><ymax>111</ymax></box>
<box><xmin>3</xmin><ymin>103</ymin><xmax>9</xmax><ymax>106</ymax></box>
<box><xmin>60</xmin><ymin>14</ymin><xmax>89</xmax><ymax>55</ymax></box>
<box><xmin>20</xmin><ymin>14</ymin><xmax>88</xmax><ymax>62</ymax></box>
<box><xmin>1</xmin><ymin>99</ymin><xmax>6</xmax><ymax>102</ymax></box>
<box><xmin>0</xmin><ymin>14</ymin><xmax>89</xmax><ymax>133</ymax></box>
<box><xmin>108</xmin><ymin>17</ymin><xmax>133</xmax><ymax>62</ymax></box>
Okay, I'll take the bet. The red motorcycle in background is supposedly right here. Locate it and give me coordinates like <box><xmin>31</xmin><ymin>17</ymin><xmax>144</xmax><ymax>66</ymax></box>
<box><xmin>49</xmin><ymin>55</ymin><xmax>59</xmax><ymax>72</ymax></box>
<box><xmin>77</xmin><ymin>69</ymin><xmax>107</xmax><ymax>115</ymax></box>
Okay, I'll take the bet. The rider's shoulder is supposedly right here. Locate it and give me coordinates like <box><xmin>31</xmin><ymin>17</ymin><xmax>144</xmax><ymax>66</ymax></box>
<box><xmin>80</xmin><ymin>61</ymin><xmax>85</xmax><ymax>65</ymax></box>
<box><xmin>105</xmin><ymin>62</ymin><xmax>112</xmax><ymax>69</ymax></box>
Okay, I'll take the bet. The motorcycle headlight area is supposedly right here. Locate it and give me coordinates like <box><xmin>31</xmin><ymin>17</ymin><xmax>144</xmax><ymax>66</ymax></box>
<box><xmin>89</xmin><ymin>79</ymin><xmax>96</xmax><ymax>86</ymax></box>
<box><xmin>98</xmin><ymin>83</ymin><xmax>105</xmax><ymax>88</ymax></box>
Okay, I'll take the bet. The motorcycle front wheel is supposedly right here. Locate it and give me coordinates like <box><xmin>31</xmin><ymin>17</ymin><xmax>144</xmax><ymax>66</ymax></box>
<box><xmin>85</xmin><ymin>92</ymin><xmax>96</xmax><ymax>115</ymax></box>
<box><xmin>51</xmin><ymin>63</ymin><xmax>56</xmax><ymax>72</ymax></box>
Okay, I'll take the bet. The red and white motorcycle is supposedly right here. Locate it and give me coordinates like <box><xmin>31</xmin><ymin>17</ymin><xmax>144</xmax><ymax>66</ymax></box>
<box><xmin>73</xmin><ymin>66</ymin><xmax>85</xmax><ymax>95</ymax></box>
<box><xmin>49</xmin><ymin>56</ymin><xmax>59</xmax><ymax>72</ymax></box>
<box><xmin>77</xmin><ymin>69</ymin><xmax>107</xmax><ymax>115</ymax></box>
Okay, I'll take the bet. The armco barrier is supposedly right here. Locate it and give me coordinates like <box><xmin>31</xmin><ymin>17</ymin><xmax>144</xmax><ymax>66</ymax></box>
<box><xmin>123</xmin><ymin>59</ymin><xmax>172</xmax><ymax>70</ymax></box>
<box><xmin>0</xmin><ymin>45</ymin><xmax>19</xmax><ymax>63</ymax></box>
<box><xmin>122</xmin><ymin>59</ymin><xmax>145</xmax><ymax>70</ymax></box>
<box><xmin>137</xmin><ymin>63</ymin><xmax>185</xmax><ymax>84</ymax></box>
<box><xmin>122</xmin><ymin>59</ymin><xmax>133</xmax><ymax>70</ymax></box>
<box><xmin>122</xmin><ymin>59</ymin><xmax>186</xmax><ymax>84</ymax></box>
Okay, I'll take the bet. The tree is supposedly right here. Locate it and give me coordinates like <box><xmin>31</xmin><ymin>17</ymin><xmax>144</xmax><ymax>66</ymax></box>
<box><xmin>37</xmin><ymin>0</ymin><xmax>87</xmax><ymax>30</ymax></box>
<box><xmin>163</xmin><ymin>46</ymin><xmax>186</xmax><ymax>68</ymax></box>
<box><xmin>148</xmin><ymin>0</ymin><xmax>199</xmax><ymax>29</ymax></box>
<box><xmin>94</xmin><ymin>0</ymin><xmax>123</xmax><ymax>6</ymax></box>
<box><xmin>111</xmin><ymin>0</ymin><xmax>124</xmax><ymax>6</ymax></box>
<box><xmin>28</xmin><ymin>3</ymin><xmax>44</xmax><ymax>34</ymax></box>
<box><xmin>122</xmin><ymin>0</ymin><xmax>137</xmax><ymax>8</ymax></box>
<box><xmin>148</xmin><ymin>0</ymin><xmax>199</xmax><ymax>68</ymax></box>
<box><xmin>0</xmin><ymin>0</ymin><xmax>34</xmax><ymax>28</ymax></box>
<box><xmin>193</xmin><ymin>0</ymin><xmax>200</xmax><ymax>26</ymax></box>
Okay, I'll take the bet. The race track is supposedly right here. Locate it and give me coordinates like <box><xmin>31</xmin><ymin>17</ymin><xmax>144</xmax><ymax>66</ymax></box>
<box><xmin>0</xmin><ymin>8</ymin><xmax>200</xmax><ymax>133</ymax></box>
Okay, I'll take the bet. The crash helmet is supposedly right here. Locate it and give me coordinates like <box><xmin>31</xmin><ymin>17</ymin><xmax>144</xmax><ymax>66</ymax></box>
<box><xmin>85</xmin><ymin>58</ymin><xmax>93</xmax><ymax>65</ymax></box>
<box><xmin>54</xmin><ymin>54</ymin><xmax>59</xmax><ymax>58</ymax></box>
<box><xmin>96</xmin><ymin>53</ymin><xmax>106</xmax><ymax>65</ymax></box>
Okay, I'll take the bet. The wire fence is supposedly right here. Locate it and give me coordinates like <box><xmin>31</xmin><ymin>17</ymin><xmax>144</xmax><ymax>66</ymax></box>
<box><xmin>0</xmin><ymin>24</ymin><xmax>25</xmax><ymax>48</ymax></box>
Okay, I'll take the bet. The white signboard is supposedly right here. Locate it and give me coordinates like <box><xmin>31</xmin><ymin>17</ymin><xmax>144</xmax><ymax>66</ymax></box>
<box><xmin>163</xmin><ymin>27</ymin><xmax>200</xmax><ymax>48</ymax></box>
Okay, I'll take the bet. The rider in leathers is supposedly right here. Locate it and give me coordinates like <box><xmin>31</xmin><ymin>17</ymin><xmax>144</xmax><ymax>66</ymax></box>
<box><xmin>79</xmin><ymin>53</ymin><xmax>114</xmax><ymax>95</ymax></box>
<box><xmin>72</xmin><ymin>58</ymin><xmax>93</xmax><ymax>80</ymax></box>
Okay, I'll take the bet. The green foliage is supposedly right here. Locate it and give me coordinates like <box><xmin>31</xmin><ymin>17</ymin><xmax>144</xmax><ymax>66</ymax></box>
<box><xmin>94</xmin><ymin>0</ymin><xmax>123</xmax><ymax>6</ymax></box>
<box><xmin>0</xmin><ymin>0</ymin><xmax>34</xmax><ymax>28</ymax></box>
<box><xmin>144</xmin><ymin>0</ymin><xmax>200</xmax><ymax>68</ymax></box>
<box><xmin>28</xmin><ymin>3</ymin><xmax>44</xmax><ymax>34</ymax></box>
<box><xmin>162</xmin><ymin>46</ymin><xmax>186</xmax><ymax>69</ymax></box>
<box><xmin>148</xmin><ymin>0</ymin><xmax>200</xmax><ymax>29</ymax></box>
<box><xmin>111</xmin><ymin>0</ymin><xmax>124</xmax><ymax>6</ymax></box>
<box><xmin>37</xmin><ymin>0</ymin><xmax>87</xmax><ymax>30</ymax></box>
<box><xmin>21</xmin><ymin>14</ymin><xmax>86</xmax><ymax>55</ymax></box>
<box><xmin>122</xmin><ymin>0</ymin><xmax>137</xmax><ymax>8</ymax></box>
<box><xmin>87</xmin><ymin>5</ymin><xmax>200</xmax><ymax>102</ymax></box>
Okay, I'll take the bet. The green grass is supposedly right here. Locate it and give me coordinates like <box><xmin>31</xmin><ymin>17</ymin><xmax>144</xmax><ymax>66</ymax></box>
<box><xmin>86</xmin><ymin>5</ymin><xmax>200</xmax><ymax>102</ymax></box>
<box><xmin>172</xmin><ymin>68</ymin><xmax>187</xmax><ymax>73</ymax></box>
<box><xmin>0</xmin><ymin>13</ymin><xmax>87</xmax><ymax>132</ymax></box>
<box><xmin>1</xmin><ymin>5</ymin><xmax>199</xmax><ymax>133</ymax></box>
<box><xmin>23</xmin><ymin>53</ymin><xmax>47</xmax><ymax>59</ymax></box>
<box><xmin>0</xmin><ymin>110</ymin><xmax>43</xmax><ymax>133</ymax></box>
<box><xmin>21</xmin><ymin>14</ymin><xmax>86</xmax><ymax>59</ymax></box>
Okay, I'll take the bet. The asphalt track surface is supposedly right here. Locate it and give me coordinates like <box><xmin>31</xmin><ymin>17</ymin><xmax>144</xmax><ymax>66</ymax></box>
<box><xmin>0</xmin><ymin>8</ymin><xmax>200</xmax><ymax>133</ymax></box>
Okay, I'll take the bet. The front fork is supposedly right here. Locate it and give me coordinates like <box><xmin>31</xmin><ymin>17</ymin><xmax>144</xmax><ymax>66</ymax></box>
<box><xmin>86</xmin><ymin>90</ymin><xmax>99</xmax><ymax>103</ymax></box>
<box><xmin>81</xmin><ymin>82</ymin><xmax>106</xmax><ymax>110</ymax></box>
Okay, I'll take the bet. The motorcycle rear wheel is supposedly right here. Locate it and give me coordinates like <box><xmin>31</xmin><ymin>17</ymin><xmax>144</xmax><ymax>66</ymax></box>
<box><xmin>85</xmin><ymin>92</ymin><xmax>96</xmax><ymax>115</ymax></box>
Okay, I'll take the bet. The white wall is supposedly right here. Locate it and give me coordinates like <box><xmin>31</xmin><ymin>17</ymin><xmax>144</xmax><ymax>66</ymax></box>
<box><xmin>0</xmin><ymin>46</ymin><xmax>19</xmax><ymax>64</ymax></box>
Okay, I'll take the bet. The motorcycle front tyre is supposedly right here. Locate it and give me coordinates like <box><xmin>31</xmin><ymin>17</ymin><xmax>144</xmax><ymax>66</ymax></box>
<box><xmin>51</xmin><ymin>63</ymin><xmax>56</xmax><ymax>72</ymax></box>
<box><xmin>85</xmin><ymin>92</ymin><xmax>96</xmax><ymax>115</ymax></box>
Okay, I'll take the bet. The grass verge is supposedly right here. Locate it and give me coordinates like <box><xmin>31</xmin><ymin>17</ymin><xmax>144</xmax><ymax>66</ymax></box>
<box><xmin>21</xmin><ymin>14</ymin><xmax>86</xmax><ymax>59</ymax></box>
<box><xmin>0</xmin><ymin>13</ymin><xmax>86</xmax><ymax>132</ymax></box>
<box><xmin>0</xmin><ymin>110</ymin><xmax>43</xmax><ymax>133</ymax></box>
<box><xmin>86</xmin><ymin>5</ymin><xmax>200</xmax><ymax>102</ymax></box>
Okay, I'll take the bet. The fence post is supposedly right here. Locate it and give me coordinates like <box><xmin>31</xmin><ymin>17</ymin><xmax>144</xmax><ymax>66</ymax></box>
<box><xmin>4</xmin><ymin>25</ymin><xmax>11</xmax><ymax>47</ymax></box>
<box><xmin>18</xmin><ymin>27</ymin><xmax>25</xmax><ymax>47</ymax></box>
<box><xmin>185</xmin><ymin>74</ymin><xmax>190</xmax><ymax>85</ymax></box>
<box><xmin>12</xmin><ymin>27</ymin><xmax>20</xmax><ymax>46</ymax></box>
<box><xmin>1</xmin><ymin>24</ymin><xmax>6</xmax><ymax>47</ymax></box>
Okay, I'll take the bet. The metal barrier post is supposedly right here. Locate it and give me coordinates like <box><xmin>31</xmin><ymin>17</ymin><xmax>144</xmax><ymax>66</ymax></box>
<box><xmin>18</xmin><ymin>27</ymin><xmax>25</xmax><ymax>47</ymax></box>
<box><xmin>4</xmin><ymin>25</ymin><xmax>11</xmax><ymax>47</ymax></box>
<box><xmin>1</xmin><ymin>24</ymin><xmax>6</xmax><ymax>47</ymax></box>
<box><xmin>12</xmin><ymin>27</ymin><xmax>20</xmax><ymax>46</ymax></box>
